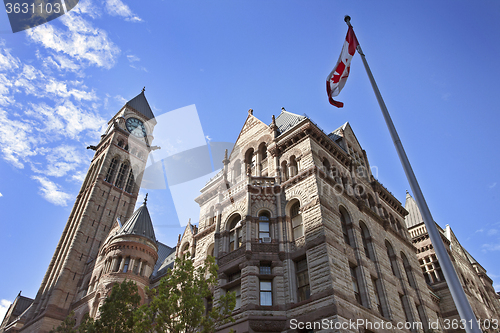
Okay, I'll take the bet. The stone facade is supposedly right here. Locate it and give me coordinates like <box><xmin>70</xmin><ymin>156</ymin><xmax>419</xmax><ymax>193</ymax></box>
<box><xmin>406</xmin><ymin>193</ymin><xmax>500</xmax><ymax>333</ymax></box>
<box><xmin>3</xmin><ymin>102</ymin><xmax>499</xmax><ymax>333</ymax></box>
<box><xmin>181</xmin><ymin>109</ymin><xmax>445</xmax><ymax>333</ymax></box>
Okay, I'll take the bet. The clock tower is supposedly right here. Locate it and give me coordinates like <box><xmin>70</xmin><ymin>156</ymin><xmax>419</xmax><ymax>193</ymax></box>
<box><xmin>21</xmin><ymin>89</ymin><xmax>157</xmax><ymax>333</ymax></box>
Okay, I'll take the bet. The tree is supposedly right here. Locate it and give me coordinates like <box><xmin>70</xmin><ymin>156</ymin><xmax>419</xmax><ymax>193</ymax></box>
<box><xmin>51</xmin><ymin>256</ymin><xmax>235</xmax><ymax>333</ymax></box>
<box><xmin>91</xmin><ymin>279</ymin><xmax>142</xmax><ymax>333</ymax></box>
<box><xmin>134</xmin><ymin>255</ymin><xmax>235</xmax><ymax>333</ymax></box>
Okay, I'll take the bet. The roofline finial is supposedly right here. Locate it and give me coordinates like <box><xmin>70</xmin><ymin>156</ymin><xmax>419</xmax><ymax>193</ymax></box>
<box><xmin>142</xmin><ymin>86</ymin><xmax>145</xmax><ymax>93</ymax></box>
<box><xmin>281</xmin><ymin>107</ymin><xmax>286</xmax><ymax>112</ymax></box>
<box><xmin>144</xmin><ymin>193</ymin><xmax>148</xmax><ymax>205</ymax></box>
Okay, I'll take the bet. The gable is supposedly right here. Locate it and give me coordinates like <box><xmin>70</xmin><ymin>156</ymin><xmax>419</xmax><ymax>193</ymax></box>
<box><xmin>229</xmin><ymin>113</ymin><xmax>273</xmax><ymax>161</ymax></box>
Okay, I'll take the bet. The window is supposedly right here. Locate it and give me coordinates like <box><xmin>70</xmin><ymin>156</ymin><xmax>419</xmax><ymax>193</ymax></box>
<box><xmin>259</xmin><ymin>143</ymin><xmax>267</xmax><ymax>161</ymax></box>
<box><xmin>350</xmin><ymin>266</ymin><xmax>362</xmax><ymax>305</ymax></box>
<box><xmin>401</xmin><ymin>252</ymin><xmax>415</xmax><ymax>288</ymax></box>
<box><xmin>115</xmin><ymin>162</ymin><xmax>129</xmax><ymax>189</ymax></box>
<box><xmin>281</xmin><ymin>161</ymin><xmax>288</xmax><ymax>181</ymax></box>
<box><xmin>245</xmin><ymin>148</ymin><xmax>255</xmax><ymax>176</ymax></box>
<box><xmin>105</xmin><ymin>157</ymin><xmax>118</xmax><ymax>183</ymax></box>
<box><xmin>228</xmin><ymin>285</ymin><xmax>241</xmax><ymax>309</ymax></box>
<box><xmin>385</xmin><ymin>241</ymin><xmax>399</xmax><ymax>277</ymax></box>
<box><xmin>114</xmin><ymin>257</ymin><xmax>122</xmax><ymax>272</ymax></box>
<box><xmin>400</xmin><ymin>295</ymin><xmax>413</xmax><ymax>323</ymax></box>
<box><xmin>205</xmin><ymin>296</ymin><xmax>213</xmax><ymax>316</ymax></box>
<box><xmin>289</xmin><ymin>156</ymin><xmax>298</xmax><ymax>177</ymax></box>
<box><xmin>296</xmin><ymin>258</ymin><xmax>310</xmax><ymax>302</ymax></box>
<box><xmin>260</xmin><ymin>264</ymin><xmax>272</xmax><ymax>275</ymax></box>
<box><xmin>228</xmin><ymin>215</ymin><xmax>242</xmax><ymax>251</ymax></box>
<box><xmin>322</xmin><ymin>158</ymin><xmax>330</xmax><ymax>176</ymax></box>
<box><xmin>260</xmin><ymin>280</ymin><xmax>272</xmax><ymax>306</ymax></box>
<box><xmin>259</xmin><ymin>212</ymin><xmax>270</xmax><ymax>242</ymax></box>
<box><xmin>360</xmin><ymin>221</ymin><xmax>372</xmax><ymax>260</ymax></box>
<box><xmin>122</xmin><ymin>257</ymin><xmax>130</xmax><ymax>273</ymax></box>
<box><xmin>291</xmin><ymin>201</ymin><xmax>303</xmax><ymax>240</ymax></box>
<box><xmin>133</xmin><ymin>260</ymin><xmax>139</xmax><ymax>274</ymax></box>
<box><xmin>339</xmin><ymin>207</ymin><xmax>351</xmax><ymax>246</ymax></box>
<box><xmin>125</xmin><ymin>170</ymin><xmax>135</xmax><ymax>193</ymax></box>
<box><xmin>416</xmin><ymin>303</ymin><xmax>427</xmax><ymax>329</ymax></box>
<box><xmin>372</xmin><ymin>278</ymin><xmax>384</xmax><ymax>316</ymax></box>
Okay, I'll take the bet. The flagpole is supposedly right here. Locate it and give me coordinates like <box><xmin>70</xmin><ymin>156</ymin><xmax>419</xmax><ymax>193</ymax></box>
<box><xmin>343</xmin><ymin>16</ymin><xmax>482</xmax><ymax>333</ymax></box>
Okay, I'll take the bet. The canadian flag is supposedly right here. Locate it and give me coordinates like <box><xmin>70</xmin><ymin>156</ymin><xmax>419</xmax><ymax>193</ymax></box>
<box><xmin>326</xmin><ymin>26</ymin><xmax>359</xmax><ymax>108</ymax></box>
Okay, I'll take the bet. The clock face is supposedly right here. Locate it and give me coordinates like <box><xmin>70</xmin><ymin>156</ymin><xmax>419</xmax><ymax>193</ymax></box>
<box><xmin>125</xmin><ymin>117</ymin><xmax>146</xmax><ymax>138</ymax></box>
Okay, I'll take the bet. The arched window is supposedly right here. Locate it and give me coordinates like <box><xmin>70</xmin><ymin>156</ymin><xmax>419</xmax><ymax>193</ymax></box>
<box><xmin>259</xmin><ymin>211</ymin><xmax>271</xmax><ymax>242</ymax></box>
<box><xmin>182</xmin><ymin>242</ymin><xmax>190</xmax><ymax>254</ymax></box>
<box><xmin>207</xmin><ymin>243</ymin><xmax>215</xmax><ymax>258</ymax></box>
<box><xmin>367</xmin><ymin>194</ymin><xmax>377</xmax><ymax>214</ymax></box>
<box><xmin>228</xmin><ymin>214</ymin><xmax>242</xmax><ymax>251</ymax></box>
<box><xmin>117</xmin><ymin>139</ymin><xmax>124</xmax><ymax>148</ymax></box>
<box><xmin>322</xmin><ymin>158</ymin><xmax>330</xmax><ymax>177</ymax></box>
<box><xmin>115</xmin><ymin>162</ymin><xmax>129</xmax><ymax>189</ymax></box>
<box><xmin>289</xmin><ymin>156</ymin><xmax>298</xmax><ymax>177</ymax></box>
<box><xmin>401</xmin><ymin>252</ymin><xmax>415</xmax><ymax>288</ymax></box>
<box><xmin>105</xmin><ymin>157</ymin><xmax>119</xmax><ymax>183</ymax></box>
<box><xmin>290</xmin><ymin>201</ymin><xmax>303</xmax><ymax>240</ymax></box>
<box><xmin>359</xmin><ymin>221</ymin><xmax>373</xmax><ymax>260</ymax></box>
<box><xmin>385</xmin><ymin>241</ymin><xmax>399</xmax><ymax>277</ymax></box>
<box><xmin>125</xmin><ymin>169</ymin><xmax>135</xmax><ymax>193</ymax></box>
<box><xmin>114</xmin><ymin>256</ymin><xmax>122</xmax><ymax>272</ymax></box>
<box><xmin>339</xmin><ymin>207</ymin><xmax>352</xmax><ymax>246</ymax></box>
<box><xmin>258</xmin><ymin>142</ymin><xmax>267</xmax><ymax>160</ymax></box>
<box><xmin>245</xmin><ymin>148</ymin><xmax>255</xmax><ymax>176</ymax></box>
<box><xmin>281</xmin><ymin>161</ymin><xmax>288</xmax><ymax>181</ymax></box>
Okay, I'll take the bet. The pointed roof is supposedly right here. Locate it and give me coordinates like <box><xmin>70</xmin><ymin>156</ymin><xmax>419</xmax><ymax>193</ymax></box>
<box><xmin>116</xmin><ymin>195</ymin><xmax>156</xmax><ymax>243</ymax></box>
<box><xmin>404</xmin><ymin>191</ymin><xmax>424</xmax><ymax>228</ymax></box>
<box><xmin>126</xmin><ymin>88</ymin><xmax>155</xmax><ymax>120</ymax></box>
<box><xmin>274</xmin><ymin>108</ymin><xmax>307</xmax><ymax>135</ymax></box>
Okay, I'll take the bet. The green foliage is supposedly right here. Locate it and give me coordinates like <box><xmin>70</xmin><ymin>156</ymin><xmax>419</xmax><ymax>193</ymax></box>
<box><xmin>91</xmin><ymin>280</ymin><xmax>142</xmax><ymax>333</ymax></box>
<box><xmin>135</xmin><ymin>255</ymin><xmax>235</xmax><ymax>333</ymax></box>
<box><xmin>51</xmin><ymin>256</ymin><xmax>235</xmax><ymax>333</ymax></box>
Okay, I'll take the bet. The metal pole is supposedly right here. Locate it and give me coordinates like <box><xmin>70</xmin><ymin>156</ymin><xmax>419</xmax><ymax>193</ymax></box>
<box><xmin>343</xmin><ymin>15</ymin><xmax>482</xmax><ymax>333</ymax></box>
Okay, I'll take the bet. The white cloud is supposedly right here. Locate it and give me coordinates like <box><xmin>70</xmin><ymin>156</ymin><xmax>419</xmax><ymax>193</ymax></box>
<box><xmin>25</xmin><ymin>100</ymin><xmax>105</xmax><ymax>140</ymax></box>
<box><xmin>115</xmin><ymin>95</ymin><xmax>127</xmax><ymax>105</ymax></box>
<box><xmin>489</xmin><ymin>182</ymin><xmax>497</xmax><ymax>189</ymax></box>
<box><xmin>32</xmin><ymin>145</ymin><xmax>86</xmax><ymax>178</ymax></box>
<box><xmin>482</xmin><ymin>243</ymin><xmax>500</xmax><ymax>252</ymax></box>
<box><xmin>127</xmin><ymin>54</ymin><xmax>140</xmax><ymax>62</ymax></box>
<box><xmin>71</xmin><ymin>170</ymin><xmax>87</xmax><ymax>183</ymax></box>
<box><xmin>0</xmin><ymin>193</ymin><xmax>3</xmax><ymax>197</ymax></box>
<box><xmin>104</xmin><ymin>0</ymin><xmax>142</xmax><ymax>22</ymax></box>
<box><xmin>0</xmin><ymin>299</ymin><xmax>11</xmax><ymax>323</ymax></box>
<box><xmin>487</xmin><ymin>229</ymin><xmax>499</xmax><ymax>236</ymax></box>
<box><xmin>32</xmin><ymin>176</ymin><xmax>72</xmax><ymax>206</ymax></box>
<box><xmin>25</xmin><ymin>11</ymin><xmax>120</xmax><ymax>69</ymax></box>
<box><xmin>0</xmin><ymin>40</ymin><xmax>21</xmax><ymax>72</ymax></box>
<box><xmin>0</xmin><ymin>110</ymin><xmax>38</xmax><ymax>168</ymax></box>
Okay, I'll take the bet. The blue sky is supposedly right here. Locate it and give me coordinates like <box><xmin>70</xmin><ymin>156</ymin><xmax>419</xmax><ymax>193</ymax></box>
<box><xmin>1</xmin><ymin>0</ymin><xmax>500</xmax><ymax>318</ymax></box>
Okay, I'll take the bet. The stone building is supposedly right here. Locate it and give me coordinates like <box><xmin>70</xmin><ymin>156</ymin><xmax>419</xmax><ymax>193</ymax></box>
<box><xmin>2</xmin><ymin>94</ymin><xmax>499</xmax><ymax>333</ymax></box>
<box><xmin>405</xmin><ymin>193</ymin><xmax>500</xmax><ymax>332</ymax></box>
<box><xmin>176</xmin><ymin>108</ymin><xmax>445</xmax><ymax>333</ymax></box>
